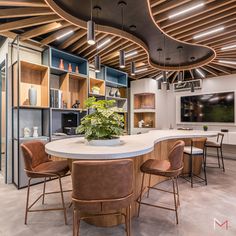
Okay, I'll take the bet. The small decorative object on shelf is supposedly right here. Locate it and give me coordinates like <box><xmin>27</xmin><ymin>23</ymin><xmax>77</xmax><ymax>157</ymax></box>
<box><xmin>109</xmin><ymin>88</ymin><xmax>115</xmax><ymax>97</ymax></box>
<box><xmin>92</xmin><ymin>86</ymin><xmax>100</xmax><ymax>95</ymax></box>
<box><xmin>115</xmin><ymin>89</ymin><xmax>121</xmax><ymax>97</ymax></box>
<box><xmin>63</xmin><ymin>101</ymin><xmax>68</xmax><ymax>108</ymax></box>
<box><xmin>76</xmin><ymin>97</ymin><xmax>124</xmax><ymax>146</ymax></box>
<box><xmin>138</xmin><ymin>120</ymin><xmax>144</xmax><ymax>128</ymax></box>
<box><xmin>33</xmin><ymin>127</ymin><xmax>38</xmax><ymax>138</ymax></box>
<box><xmin>75</xmin><ymin>65</ymin><xmax>79</xmax><ymax>74</ymax></box>
<box><xmin>59</xmin><ymin>59</ymin><xmax>64</xmax><ymax>70</ymax></box>
<box><xmin>203</xmin><ymin>125</ymin><xmax>208</xmax><ymax>131</ymax></box>
<box><xmin>23</xmin><ymin>127</ymin><xmax>31</xmax><ymax>138</ymax></box>
<box><xmin>72</xmin><ymin>100</ymin><xmax>80</xmax><ymax>108</ymax></box>
<box><xmin>28</xmin><ymin>85</ymin><xmax>37</xmax><ymax>106</ymax></box>
<box><xmin>68</xmin><ymin>63</ymin><xmax>72</xmax><ymax>72</ymax></box>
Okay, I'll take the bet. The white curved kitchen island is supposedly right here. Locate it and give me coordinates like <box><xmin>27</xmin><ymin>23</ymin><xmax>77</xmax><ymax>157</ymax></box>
<box><xmin>45</xmin><ymin>130</ymin><xmax>217</xmax><ymax>227</ymax></box>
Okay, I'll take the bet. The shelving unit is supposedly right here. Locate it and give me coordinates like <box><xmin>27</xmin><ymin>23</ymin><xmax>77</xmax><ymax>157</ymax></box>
<box><xmin>134</xmin><ymin>93</ymin><xmax>155</xmax><ymax>110</ymax></box>
<box><xmin>134</xmin><ymin>112</ymin><xmax>155</xmax><ymax>128</ymax></box>
<box><xmin>89</xmin><ymin>77</ymin><xmax>105</xmax><ymax>97</ymax></box>
<box><xmin>13</xmin><ymin>60</ymin><xmax>49</xmax><ymax>108</ymax></box>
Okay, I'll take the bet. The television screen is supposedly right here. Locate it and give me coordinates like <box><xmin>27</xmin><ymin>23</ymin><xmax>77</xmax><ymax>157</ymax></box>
<box><xmin>181</xmin><ymin>92</ymin><xmax>235</xmax><ymax>123</ymax></box>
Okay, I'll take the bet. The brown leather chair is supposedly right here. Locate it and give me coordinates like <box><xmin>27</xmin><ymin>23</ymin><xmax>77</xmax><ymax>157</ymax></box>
<box><xmin>205</xmin><ymin>133</ymin><xmax>225</xmax><ymax>172</ymax></box>
<box><xmin>21</xmin><ymin>141</ymin><xmax>69</xmax><ymax>225</ymax></box>
<box><xmin>72</xmin><ymin>159</ymin><xmax>134</xmax><ymax>236</ymax></box>
<box><xmin>137</xmin><ymin>140</ymin><xmax>185</xmax><ymax>224</ymax></box>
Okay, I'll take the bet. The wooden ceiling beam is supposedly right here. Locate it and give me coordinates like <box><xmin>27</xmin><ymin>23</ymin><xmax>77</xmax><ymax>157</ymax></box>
<box><xmin>135</xmin><ymin>68</ymin><xmax>157</xmax><ymax>79</ymax></box>
<box><xmin>213</xmin><ymin>61</ymin><xmax>236</xmax><ymax>70</ymax></box>
<box><xmin>155</xmin><ymin>0</ymin><xmax>216</xmax><ymax>24</ymax></box>
<box><xmin>0</xmin><ymin>7</ymin><xmax>54</xmax><ymax>19</ymax></box>
<box><xmin>208</xmin><ymin>63</ymin><xmax>231</xmax><ymax>74</ymax></box>
<box><xmin>202</xmin><ymin>65</ymin><xmax>219</xmax><ymax>76</ymax></box>
<box><xmin>40</xmin><ymin>24</ymin><xmax>76</xmax><ymax>45</ymax></box>
<box><xmin>58</xmin><ymin>29</ymin><xmax>86</xmax><ymax>50</ymax></box>
<box><xmin>208</xmin><ymin>35</ymin><xmax>236</xmax><ymax>48</ymax></box>
<box><xmin>0</xmin><ymin>0</ymin><xmax>47</xmax><ymax>7</ymax></box>
<box><xmin>68</xmin><ymin>35</ymin><xmax>87</xmax><ymax>52</ymax></box>
<box><xmin>150</xmin><ymin>0</ymin><xmax>167</xmax><ymax>8</ymax></box>
<box><xmin>20</xmin><ymin>21</ymin><xmax>65</xmax><ymax>40</ymax></box>
<box><xmin>165</xmin><ymin>3</ymin><xmax>236</xmax><ymax>34</ymax></box>
<box><xmin>152</xmin><ymin>0</ymin><xmax>191</xmax><ymax>16</ymax></box>
<box><xmin>160</xmin><ymin>0</ymin><xmax>235</xmax><ymax>29</ymax></box>
<box><xmin>0</xmin><ymin>15</ymin><xmax>60</xmax><ymax>33</ymax></box>
<box><xmin>175</xmin><ymin>16</ymin><xmax>236</xmax><ymax>41</ymax></box>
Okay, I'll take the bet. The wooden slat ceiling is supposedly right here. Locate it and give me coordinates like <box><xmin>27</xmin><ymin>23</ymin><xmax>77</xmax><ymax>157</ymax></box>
<box><xmin>149</xmin><ymin>0</ymin><xmax>236</xmax><ymax>80</ymax></box>
<box><xmin>0</xmin><ymin>0</ymin><xmax>235</xmax><ymax>82</ymax></box>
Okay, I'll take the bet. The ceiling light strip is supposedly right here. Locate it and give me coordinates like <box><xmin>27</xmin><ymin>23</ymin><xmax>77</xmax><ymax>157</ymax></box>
<box><xmin>196</xmin><ymin>68</ymin><xmax>205</xmax><ymax>78</ymax></box>
<box><xmin>193</xmin><ymin>26</ymin><xmax>224</xmax><ymax>39</ymax></box>
<box><xmin>221</xmin><ymin>44</ymin><xmax>236</xmax><ymax>51</ymax></box>
<box><xmin>218</xmin><ymin>60</ymin><xmax>236</xmax><ymax>65</ymax></box>
<box><xmin>169</xmin><ymin>3</ymin><xmax>204</xmax><ymax>19</ymax></box>
<box><xmin>97</xmin><ymin>38</ymin><xmax>111</xmax><ymax>49</ymax></box>
<box><xmin>57</xmin><ymin>30</ymin><xmax>74</xmax><ymax>40</ymax></box>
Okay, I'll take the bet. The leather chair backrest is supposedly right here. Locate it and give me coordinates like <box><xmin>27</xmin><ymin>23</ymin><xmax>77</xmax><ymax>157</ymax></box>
<box><xmin>168</xmin><ymin>140</ymin><xmax>185</xmax><ymax>170</ymax></box>
<box><xmin>21</xmin><ymin>141</ymin><xmax>50</xmax><ymax>172</ymax></box>
<box><xmin>72</xmin><ymin>159</ymin><xmax>133</xmax><ymax>201</ymax></box>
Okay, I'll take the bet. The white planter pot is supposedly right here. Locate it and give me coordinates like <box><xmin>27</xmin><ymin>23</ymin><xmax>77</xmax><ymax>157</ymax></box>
<box><xmin>87</xmin><ymin>137</ymin><xmax>121</xmax><ymax>146</ymax></box>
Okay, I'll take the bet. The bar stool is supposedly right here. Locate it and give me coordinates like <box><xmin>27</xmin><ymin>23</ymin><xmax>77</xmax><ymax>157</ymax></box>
<box><xmin>205</xmin><ymin>133</ymin><xmax>225</xmax><ymax>172</ymax></box>
<box><xmin>21</xmin><ymin>141</ymin><xmax>70</xmax><ymax>225</ymax></box>
<box><xmin>137</xmin><ymin>140</ymin><xmax>185</xmax><ymax>224</ymax></box>
<box><xmin>72</xmin><ymin>159</ymin><xmax>134</xmax><ymax>236</ymax></box>
<box><xmin>183</xmin><ymin>138</ymin><xmax>207</xmax><ymax>188</ymax></box>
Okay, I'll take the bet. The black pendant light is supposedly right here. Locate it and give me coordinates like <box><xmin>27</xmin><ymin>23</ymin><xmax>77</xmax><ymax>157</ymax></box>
<box><xmin>118</xmin><ymin>1</ymin><xmax>127</xmax><ymax>68</ymax></box>
<box><xmin>158</xmin><ymin>79</ymin><xmax>162</xmax><ymax>90</ymax></box>
<box><xmin>87</xmin><ymin>0</ymin><xmax>96</xmax><ymax>45</ymax></box>
<box><xmin>162</xmin><ymin>35</ymin><xmax>167</xmax><ymax>83</ymax></box>
<box><xmin>162</xmin><ymin>71</ymin><xmax>167</xmax><ymax>83</ymax></box>
<box><xmin>190</xmin><ymin>82</ymin><xmax>195</xmax><ymax>93</ymax></box>
<box><xmin>177</xmin><ymin>46</ymin><xmax>183</xmax><ymax>84</ymax></box>
<box><xmin>94</xmin><ymin>55</ymin><xmax>101</xmax><ymax>73</ymax></box>
<box><xmin>119</xmin><ymin>50</ymin><xmax>125</xmax><ymax>68</ymax></box>
<box><xmin>166</xmin><ymin>80</ymin><xmax>170</xmax><ymax>91</ymax></box>
<box><xmin>131</xmin><ymin>61</ymin><xmax>135</xmax><ymax>76</ymax></box>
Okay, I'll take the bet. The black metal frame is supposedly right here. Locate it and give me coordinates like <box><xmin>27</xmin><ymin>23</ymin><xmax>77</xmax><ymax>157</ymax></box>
<box><xmin>182</xmin><ymin>140</ymin><xmax>207</xmax><ymax>188</ymax></box>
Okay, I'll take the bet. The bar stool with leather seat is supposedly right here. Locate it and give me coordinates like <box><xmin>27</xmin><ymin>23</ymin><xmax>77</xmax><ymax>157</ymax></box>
<box><xmin>183</xmin><ymin>138</ymin><xmax>207</xmax><ymax>188</ymax></box>
<box><xmin>137</xmin><ymin>140</ymin><xmax>185</xmax><ymax>224</ymax></box>
<box><xmin>204</xmin><ymin>133</ymin><xmax>225</xmax><ymax>172</ymax></box>
<box><xmin>72</xmin><ymin>159</ymin><xmax>134</xmax><ymax>236</ymax></box>
<box><xmin>21</xmin><ymin>141</ymin><xmax>70</xmax><ymax>225</ymax></box>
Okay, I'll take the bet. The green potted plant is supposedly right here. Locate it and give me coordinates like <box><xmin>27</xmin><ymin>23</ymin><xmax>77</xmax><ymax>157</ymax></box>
<box><xmin>91</xmin><ymin>86</ymin><xmax>100</xmax><ymax>95</ymax></box>
<box><xmin>203</xmin><ymin>125</ymin><xmax>208</xmax><ymax>131</ymax></box>
<box><xmin>76</xmin><ymin>97</ymin><xmax>124</xmax><ymax>146</ymax></box>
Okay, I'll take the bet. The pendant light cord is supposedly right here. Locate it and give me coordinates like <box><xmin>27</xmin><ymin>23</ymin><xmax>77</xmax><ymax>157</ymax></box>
<box><xmin>90</xmin><ymin>0</ymin><xmax>93</xmax><ymax>20</ymax></box>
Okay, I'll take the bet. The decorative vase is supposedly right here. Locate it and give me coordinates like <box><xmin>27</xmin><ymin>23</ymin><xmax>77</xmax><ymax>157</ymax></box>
<box><xmin>59</xmin><ymin>59</ymin><xmax>64</xmax><ymax>70</ymax></box>
<box><xmin>28</xmin><ymin>86</ymin><xmax>37</xmax><ymax>106</ymax></box>
<box><xmin>68</xmin><ymin>63</ymin><xmax>72</xmax><ymax>72</ymax></box>
<box><xmin>33</xmin><ymin>127</ymin><xmax>38</xmax><ymax>138</ymax></box>
<box><xmin>23</xmin><ymin>127</ymin><xmax>31</xmax><ymax>138</ymax></box>
<box><xmin>87</xmin><ymin>137</ymin><xmax>121</xmax><ymax>146</ymax></box>
<box><xmin>203</xmin><ymin>126</ymin><xmax>208</xmax><ymax>131</ymax></box>
<box><xmin>75</xmin><ymin>66</ymin><xmax>79</xmax><ymax>74</ymax></box>
<box><xmin>115</xmin><ymin>89</ymin><xmax>121</xmax><ymax>97</ymax></box>
<box><xmin>109</xmin><ymin>88</ymin><xmax>115</xmax><ymax>97</ymax></box>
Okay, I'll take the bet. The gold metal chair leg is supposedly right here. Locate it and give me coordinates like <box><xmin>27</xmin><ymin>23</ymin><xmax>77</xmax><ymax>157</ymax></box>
<box><xmin>137</xmin><ymin>173</ymin><xmax>145</xmax><ymax>217</ymax></box>
<box><xmin>175</xmin><ymin>177</ymin><xmax>180</xmax><ymax>206</ymax></box>
<box><xmin>58</xmin><ymin>176</ymin><xmax>67</xmax><ymax>225</ymax></box>
<box><xmin>24</xmin><ymin>178</ymin><xmax>31</xmax><ymax>225</ymax></box>
<box><xmin>73</xmin><ymin>209</ymin><xmax>80</xmax><ymax>236</ymax></box>
<box><xmin>147</xmin><ymin>174</ymin><xmax>151</xmax><ymax>198</ymax></box>
<box><xmin>42</xmin><ymin>177</ymin><xmax>46</xmax><ymax>204</ymax></box>
<box><xmin>125</xmin><ymin>205</ymin><xmax>131</xmax><ymax>236</ymax></box>
<box><xmin>172</xmin><ymin>178</ymin><xmax>178</xmax><ymax>224</ymax></box>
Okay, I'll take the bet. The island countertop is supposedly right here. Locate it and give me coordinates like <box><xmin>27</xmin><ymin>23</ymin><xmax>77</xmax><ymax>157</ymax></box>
<box><xmin>45</xmin><ymin>130</ymin><xmax>217</xmax><ymax>159</ymax></box>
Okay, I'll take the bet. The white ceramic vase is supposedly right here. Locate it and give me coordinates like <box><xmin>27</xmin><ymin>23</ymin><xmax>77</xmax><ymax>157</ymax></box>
<box><xmin>28</xmin><ymin>86</ymin><xmax>37</xmax><ymax>106</ymax></box>
<box><xmin>33</xmin><ymin>127</ymin><xmax>38</xmax><ymax>138</ymax></box>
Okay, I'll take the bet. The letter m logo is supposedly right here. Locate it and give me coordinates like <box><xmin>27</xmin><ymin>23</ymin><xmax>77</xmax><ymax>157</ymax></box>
<box><xmin>214</xmin><ymin>218</ymin><xmax>229</xmax><ymax>230</ymax></box>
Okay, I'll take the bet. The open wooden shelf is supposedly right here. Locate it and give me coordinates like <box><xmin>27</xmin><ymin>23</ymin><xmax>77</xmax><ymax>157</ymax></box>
<box><xmin>13</xmin><ymin>60</ymin><xmax>49</xmax><ymax>108</ymax></box>
<box><xmin>134</xmin><ymin>93</ymin><xmax>155</xmax><ymax>109</ymax></box>
<box><xmin>134</xmin><ymin>112</ymin><xmax>155</xmax><ymax>128</ymax></box>
<box><xmin>89</xmin><ymin>77</ymin><xmax>105</xmax><ymax>96</ymax></box>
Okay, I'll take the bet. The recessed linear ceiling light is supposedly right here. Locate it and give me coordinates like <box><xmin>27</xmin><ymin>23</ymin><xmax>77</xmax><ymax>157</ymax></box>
<box><xmin>135</xmin><ymin>67</ymin><xmax>148</xmax><ymax>73</ymax></box>
<box><xmin>168</xmin><ymin>3</ymin><xmax>204</xmax><ymax>19</ymax></box>
<box><xmin>125</xmin><ymin>50</ymin><xmax>138</xmax><ymax>58</ymax></box>
<box><xmin>97</xmin><ymin>38</ymin><xmax>111</xmax><ymax>49</ymax></box>
<box><xmin>196</xmin><ymin>68</ymin><xmax>205</xmax><ymax>78</ymax></box>
<box><xmin>221</xmin><ymin>44</ymin><xmax>236</xmax><ymax>51</ymax></box>
<box><xmin>219</xmin><ymin>60</ymin><xmax>236</xmax><ymax>65</ymax></box>
<box><xmin>193</xmin><ymin>26</ymin><xmax>224</xmax><ymax>39</ymax></box>
<box><xmin>57</xmin><ymin>30</ymin><xmax>74</xmax><ymax>40</ymax></box>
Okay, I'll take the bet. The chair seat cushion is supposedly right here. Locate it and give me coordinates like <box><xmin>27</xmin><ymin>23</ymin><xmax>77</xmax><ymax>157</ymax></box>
<box><xmin>205</xmin><ymin>141</ymin><xmax>221</xmax><ymax>148</ymax></box>
<box><xmin>184</xmin><ymin>146</ymin><xmax>203</xmax><ymax>155</ymax></box>
<box><xmin>140</xmin><ymin>159</ymin><xmax>171</xmax><ymax>176</ymax></box>
<box><xmin>33</xmin><ymin>160</ymin><xmax>69</xmax><ymax>176</ymax></box>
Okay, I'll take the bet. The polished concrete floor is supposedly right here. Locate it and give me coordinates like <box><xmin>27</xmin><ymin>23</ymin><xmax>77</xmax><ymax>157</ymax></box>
<box><xmin>0</xmin><ymin>157</ymin><xmax>236</xmax><ymax>236</ymax></box>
